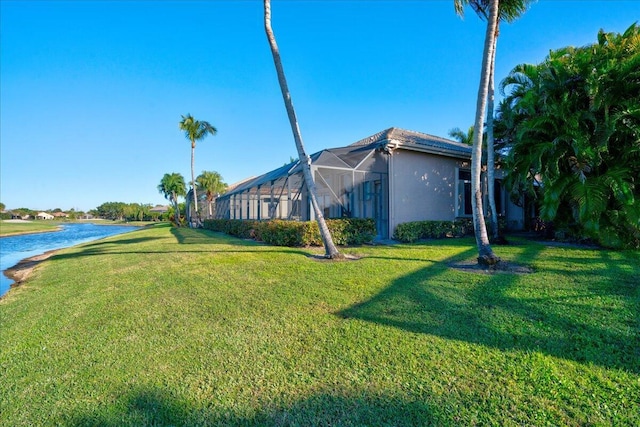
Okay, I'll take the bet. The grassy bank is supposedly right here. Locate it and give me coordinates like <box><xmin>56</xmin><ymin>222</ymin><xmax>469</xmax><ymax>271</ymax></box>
<box><xmin>0</xmin><ymin>220</ymin><xmax>61</xmax><ymax>236</ymax></box>
<box><xmin>0</xmin><ymin>224</ymin><xmax>638</xmax><ymax>426</ymax></box>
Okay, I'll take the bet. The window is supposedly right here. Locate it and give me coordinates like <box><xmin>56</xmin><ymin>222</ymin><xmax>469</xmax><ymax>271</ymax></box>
<box><xmin>494</xmin><ymin>179</ymin><xmax>503</xmax><ymax>216</ymax></box>
<box><xmin>457</xmin><ymin>169</ymin><xmax>472</xmax><ymax>217</ymax></box>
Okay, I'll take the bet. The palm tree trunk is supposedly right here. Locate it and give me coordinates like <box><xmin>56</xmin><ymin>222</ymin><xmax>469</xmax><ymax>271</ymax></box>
<box><xmin>487</xmin><ymin>34</ymin><xmax>499</xmax><ymax>241</ymax></box>
<box><xmin>471</xmin><ymin>0</ymin><xmax>500</xmax><ymax>266</ymax></box>
<box><xmin>263</xmin><ymin>0</ymin><xmax>341</xmax><ymax>259</ymax></box>
<box><xmin>191</xmin><ymin>141</ymin><xmax>199</xmax><ymax>227</ymax></box>
<box><xmin>172</xmin><ymin>194</ymin><xmax>181</xmax><ymax>228</ymax></box>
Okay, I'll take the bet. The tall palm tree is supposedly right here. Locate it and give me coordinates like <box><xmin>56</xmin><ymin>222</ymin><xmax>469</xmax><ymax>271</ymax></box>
<box><xmin>455</xmin><ymin>0</ymin><xmax>532</xmax><ymax>263</ymax></box>
<box><xmin>158</xmin><ymin>172</ymin><xmax>187</xmax><ymax>227</ymax></box>
<box><xmin>179</xmin><ymin>114</ymin><xmax>217</xmax><ymax>226</ymax></box>
<box><xmin>263</xmin><ymin>0</ymin><xmax>341</xmax><ymax>259</ymax></box>
<box><xmin>196</xmin><ymin>170</ymin><xmax>226</xmax><ymax>219</ymax></box>
<box><xmin>453</xmin><ymin>0</ymin><xmax>500</xmax><ymax>266</ymax></box>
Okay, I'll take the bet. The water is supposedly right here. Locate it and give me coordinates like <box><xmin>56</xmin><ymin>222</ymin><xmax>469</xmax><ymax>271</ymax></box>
<box><xmin>0</xmin><ymin>223</ymin><xmax>141</xmax><ymax>297</ymax></box>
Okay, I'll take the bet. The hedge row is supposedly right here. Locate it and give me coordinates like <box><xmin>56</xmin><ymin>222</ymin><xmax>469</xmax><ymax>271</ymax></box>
<box><xmin>392</xmin><ymin>218</ymin><xmax>508</xmax><ymax>243</ymax></box>
<box><xmin>202</xmin><ymin>218</ymin><xmax>376</xmax><ymax>247</ymax></box>
<box><xmin>392</xmin><ymin>219</ymin><xmax>475</xmax><ymax>243</ymax></box>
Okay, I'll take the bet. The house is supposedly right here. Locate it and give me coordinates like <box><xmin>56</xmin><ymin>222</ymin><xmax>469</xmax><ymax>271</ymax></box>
<box><xmin>149</xmin><ymin>205</ymin><xmax>169</xmax><ymax>214</ymax></box>
<box><xmin>36</xmin><ymin>212</ymin><xmax>55</xmax><ymax>220</ymax></box>
<box><xmin>53</xmin><ymin>212</ymin><xmax>69</xmax><ymax>218</ymax></box>
<box><xmin>214</xmin><ymin>127</ymin><xmax>525</xmax><ymax>239</ymax></box>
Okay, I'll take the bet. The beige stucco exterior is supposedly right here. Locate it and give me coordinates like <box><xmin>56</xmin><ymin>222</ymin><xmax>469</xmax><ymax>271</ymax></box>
<box><xmin>388</xmin><ymin>149</ymin><xmax>467</xmax><ymax>236</ymax></box>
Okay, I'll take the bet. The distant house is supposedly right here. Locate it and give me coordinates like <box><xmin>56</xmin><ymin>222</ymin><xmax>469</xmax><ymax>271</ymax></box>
<box><xmin>213</xmin><ymin>127</ymin><xmax>525</xmax><ymax>239</ymax></box>
<box><xmin>150</xmin><ymin>205</ymin><xmax>169</xmax><ymax>214</ymax></box>
<box><xmin>36</xmin><ymin>212</ymin><xmax>55</xmax><ymax>220</ymax></box>
<box><xmin>53</xmin><ymin>212</ymin><xmax>69</xmax><ymax>218</ymax></box>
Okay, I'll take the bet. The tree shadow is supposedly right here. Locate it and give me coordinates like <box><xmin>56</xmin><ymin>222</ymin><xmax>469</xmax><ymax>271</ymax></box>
<box><xmin>338</xmin><ymin>244</ymin><xmax>639</xmax><ymax>374</ymax></box>
<box><xmin>65</xmin><ymin>385</ymin><xmax>438</xmax><ymax>426</ymax></box>
<box><xmin>80</xmin><ymin>236</ymin><xmax>164</xmax><ymax>248</ymax></box>
<box><xmin>170</xmin><ymin>227</ymin><xmax>257</xmax><ymax>245</ymax></box>
<box><xmin>42</xmin><ymin>227</ymin><xmax>312</xmax><ymax>263</ymax></box>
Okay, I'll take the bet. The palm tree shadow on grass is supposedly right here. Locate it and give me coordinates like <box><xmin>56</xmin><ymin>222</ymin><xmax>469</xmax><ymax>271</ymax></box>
<box><xmin>170</xmin><ymin>226</ymin><xmax>258</xmax><ymax>246</ymax></box>
<box><xmin>66</xmin><ymin>385</ymin><xmax>438</xmax><ymax>426</ymax></box>
<box><xmin>42</xmin><ymin>227</ymin><xmax>311</xmax><ymax>263</ymax></box>
<box><xmin>338</xmin><ymin>244</ymin><xmax>639</xmax><ymax>374</ymax></box>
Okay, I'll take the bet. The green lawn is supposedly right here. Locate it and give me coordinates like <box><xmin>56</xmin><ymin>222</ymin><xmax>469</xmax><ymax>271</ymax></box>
<box><xmin>1</xmin><ymin>224</ymin><xmax>638</xmax><ymax>426</ymax></box>
<box><xmin>0</xmin><ymin>220</ymin><xmax>61</xmax><ymax>236</ymax></box>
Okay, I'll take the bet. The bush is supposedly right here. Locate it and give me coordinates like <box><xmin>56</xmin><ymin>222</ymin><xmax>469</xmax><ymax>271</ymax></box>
<box><xmin>393</xmin><ymin>219</ymin><xmax>474</xmax><ymax>243</ymax></box>
<box><xmin>203</xmin><ymin>218</ymin><xmax>376</xmax><ymax>247</ymax></box>
<box><xmin>202</xmin><ymin>219</ymin><xmax>258</xmax><ymax>239</ymax></box>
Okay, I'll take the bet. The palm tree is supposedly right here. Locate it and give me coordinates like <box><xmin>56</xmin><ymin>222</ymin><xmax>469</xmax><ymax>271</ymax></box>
<box><xmin>196</xmin><ymin>170</ymin><xmax>226</xmax><ymax>219</ymax></box>
<box><xmin>454</xmin><ymin>0</ymin><xmax>532</xmax><ymax>263</ymax></box>
<box><xmin>448</xmin><ymin>126</ymin><xmax>474</xmax><ymax>145</ymax></box>
<box><xmin>158</xmin><ymin>172</ymin><xmax>187</xmax><ymax>227</ymax></box>
<box><xmin>179</xmin><ymin>114</ymin><xmax>217</xmax><ymax>227</ymax></box>
<box><xmin>498</xmin><ymin>24</ymin><xmax>640</xmax><ymax>248</ymax></box>
<box><xmin>263</xmin><ymin>0</ymin><xmax>341</xmax><ymax>259</ymax></box>
<box><xmin>452</xmin><ymin>0</ymin><xmax>500</xmax><ymax>265</ymax></box>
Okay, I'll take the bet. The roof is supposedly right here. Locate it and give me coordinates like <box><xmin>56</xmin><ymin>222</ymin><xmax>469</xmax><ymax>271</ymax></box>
<box><xmin>149</xmin><ymin>205</ymin><xmax>169</xmax><ymax>213</ymax></box>
<box><xmin>219</xmin><ymin>127</ymin><xmax>471</xmax><ymax>198</ymax></box>
<box><xmin>351</xmin><ymin>127</ymin><xmax>472</xmax><ymax>158</ymax></box>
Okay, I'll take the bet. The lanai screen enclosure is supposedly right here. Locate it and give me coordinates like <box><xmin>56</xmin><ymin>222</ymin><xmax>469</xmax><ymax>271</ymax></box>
<box><xmin>215</xmin><ymin>136</ymin><xmax>390</xmax><ymax>237</ymax></box>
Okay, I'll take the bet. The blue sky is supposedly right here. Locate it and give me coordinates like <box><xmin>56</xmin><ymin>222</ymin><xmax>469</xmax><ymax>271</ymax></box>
<box><xmin>1</xmin><ymin>0</ymin><xmax>638</xmax><ymax>212</ymax></box>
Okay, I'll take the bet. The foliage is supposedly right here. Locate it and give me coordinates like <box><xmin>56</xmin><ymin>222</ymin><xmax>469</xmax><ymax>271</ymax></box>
<box><xmin>448</xmin><ymin>125</ymin><xmax>475</xmax><ymax>145</ymax></box>
<box><xmin>1</xmin><ymin>226</ymin><xmax>638</xmax><ymax>425</ymax></box>
<box><xmin>393</xmin><ymin>219</ymin><xmax>475</xmax><ymax>243</ymax></box>
<box><xmin>454</xmin><ymin>0</ymin><xmax>533</xmax><ymax>23</ymax></box>
<box><xmin>202</xmin><ymin>218</ymin><xmax>376</xmax><ymax>247</ymax></box>
<box><xmin>158</xmin><ymin>173</ymin><xmax>187</xmax><ymax>227</ymax></box>
<box><xmin>196</xmin><ymin>170</ymin><xmax>226</xmax><ymax>219</ymax></box>
<box><xmin>179</xmin><ymin>114</ymin><xmax>217</xmax><ymax>151</ymax></box>
<box><xmin>94</xmin><ymin>202</ymin><xmax>126</xmax><ymax>220</ymax></box>
<box><xmin>179</xmin><ymin>114</ymin><xmax>217</xmax><ymax>220</ymax></box>
<box><xmin>497</xmin><ymin>24</ymin><xmax>640</xmax><ymax>248</ymax></box>
<box><xmin>203</xmin><ymin>219</ymin><xmax>258</xmax><ymax>239</ymax></box>
<box><xmin>93</xmin><ymin>202</ymin><xmax>155</xmax><ymax>222</ymax></box>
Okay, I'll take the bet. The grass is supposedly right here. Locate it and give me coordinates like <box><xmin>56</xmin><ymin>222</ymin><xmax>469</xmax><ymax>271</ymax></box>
<box><xmin>0</xmin><ymin>220</ymin><xmax>61</xmax><ymax>236</ymax></box>
<box><xmin>0</xmin><ymin>223</ymin><xmax>638</xmax><ymax>426</ymax></box>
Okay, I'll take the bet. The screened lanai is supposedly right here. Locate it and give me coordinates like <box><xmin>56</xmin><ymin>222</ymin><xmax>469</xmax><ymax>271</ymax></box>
<box><xmin>214</xmin><ymin>140</ymin><xmax>391</xmax><ymax>237</ymax></box>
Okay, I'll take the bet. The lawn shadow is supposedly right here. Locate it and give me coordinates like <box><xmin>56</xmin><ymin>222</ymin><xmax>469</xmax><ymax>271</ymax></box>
<box><xmin>338</xmin><ymin>243</ymin><xmax>639</xmax><ymax>374</ymax></box>
<box><xmin>170</xmin><ymin>227</ymin><xmax>260</xmax><ymax>246</ymax></box>
<box><xmin>65</xmin><ymin>385</ymin><xmax>439</xmax><ymax>426</ymax></box>
<box><xmin>43</xmin><ymin>227</ymin><xmax>312</xmax><ymax>263</ymax></box>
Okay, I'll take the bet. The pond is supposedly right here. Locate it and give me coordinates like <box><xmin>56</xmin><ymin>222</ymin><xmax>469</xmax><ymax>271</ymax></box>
<box><xmin>0</xmin><ymin>223</ymin><xmax>141</xmax><ymax>298</ymax></box>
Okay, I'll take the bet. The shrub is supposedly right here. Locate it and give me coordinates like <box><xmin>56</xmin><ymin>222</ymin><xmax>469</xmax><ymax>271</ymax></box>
<box><xmin>393</xmin><ymin>219</ymin><xmax>475</xmax><ymax>243</ymax></box>
<box><xmin>202</xmin><ymin>219</ymin><xmax>257</xmax><ymax>239</ymax></box>
<box><xmin>203</xmin><ymin>218</ymin><xmax>376</xmax><ymax>247</ymax></box>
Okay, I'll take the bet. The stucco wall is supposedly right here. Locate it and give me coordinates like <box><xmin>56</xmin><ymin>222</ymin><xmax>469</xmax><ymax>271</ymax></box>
<box><xmin>388</xmin><ymin>150</ymin><xmax>464</xmax><ymax>236</ymax></box>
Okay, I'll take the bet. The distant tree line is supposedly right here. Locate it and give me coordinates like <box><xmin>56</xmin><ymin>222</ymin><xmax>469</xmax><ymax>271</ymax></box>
<box><xmin>0</xmin><ymin>206</ymin><xmax>86</xmax><ymax>220</ymax></box>
<box><xmin>0</xmin><ymin>202</ymin><xmax>168</xmax><ymax>222</ymax></box>
<box><xmin>92</xmin><ymin>202</ymin><xmax>165</xmax><ymax>222</ymax></box>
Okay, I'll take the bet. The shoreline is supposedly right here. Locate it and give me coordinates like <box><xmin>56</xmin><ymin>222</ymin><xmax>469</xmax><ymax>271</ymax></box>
<box><xmin>1</xmin><ymin>223</ymin><xmax>147</xmax><ymax>299</ymax></box>
<box><xmin>0</xmin><ymin>227</ymin><xmax>63</xmax><ymax>238</ymax></box>
<box><xmin>1</xmin><ymin>249</ymin><xmax>59</xmax><ymax>297</ymax></box>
